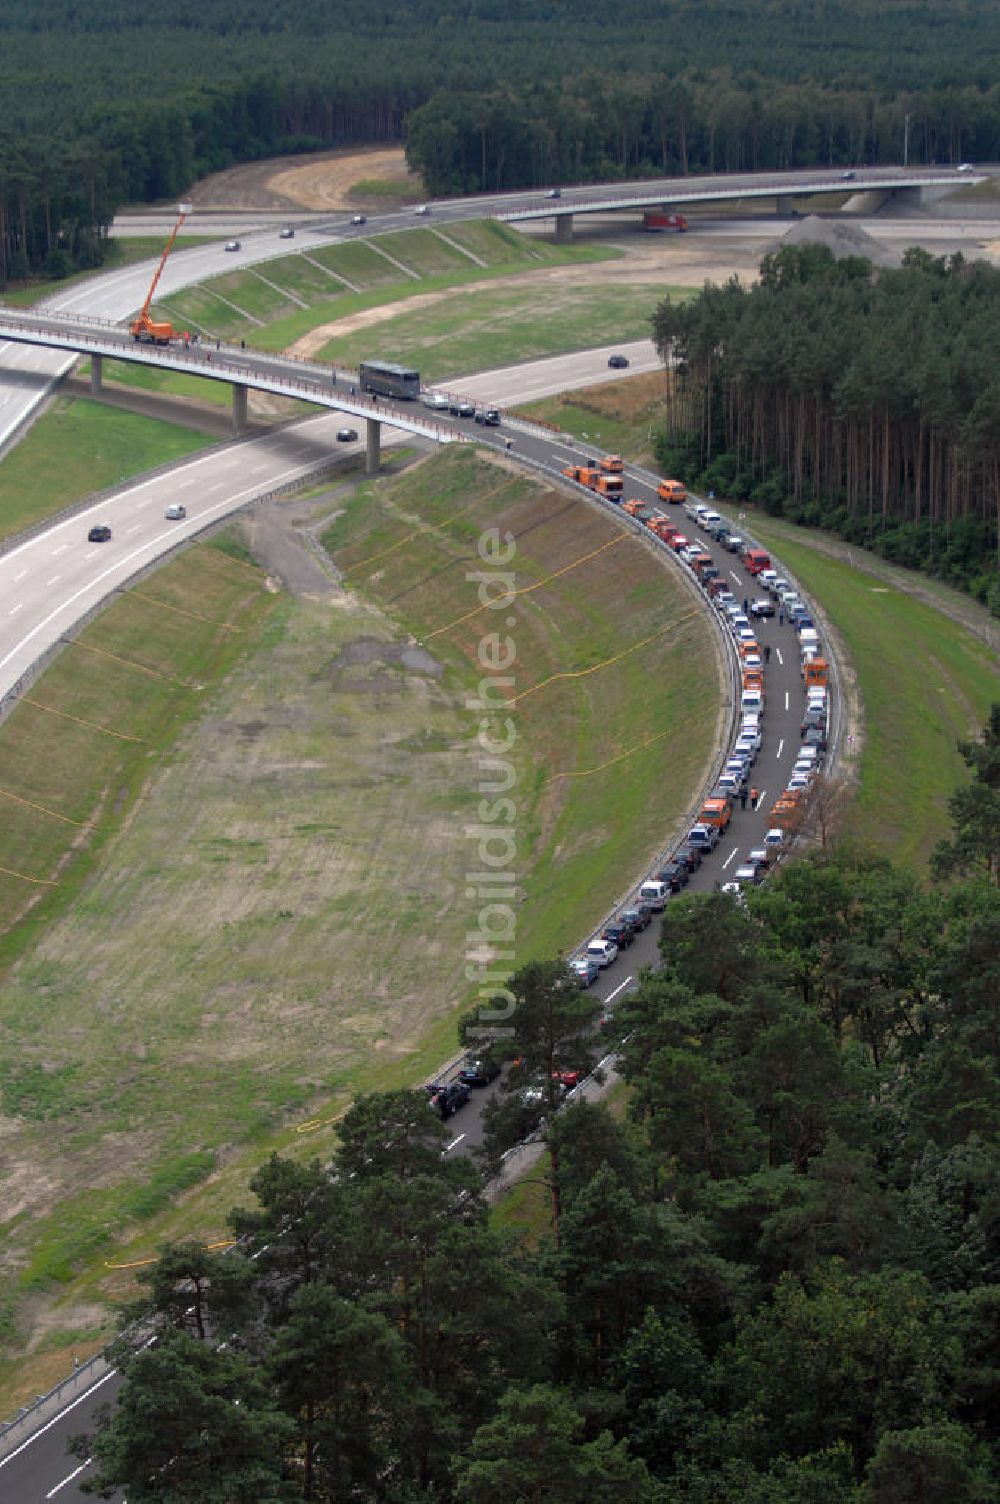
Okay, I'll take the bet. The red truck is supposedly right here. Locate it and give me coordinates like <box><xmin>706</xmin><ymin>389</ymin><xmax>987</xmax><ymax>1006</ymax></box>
<box><xmin>643</xmin><ymin>212</ymin><xmax>688</xmax><ymax>232</ymax></box>
<box><xmin>744</xmin><ymin>548</ymin><xmax>771</xmax><ymax>576</ymax></box>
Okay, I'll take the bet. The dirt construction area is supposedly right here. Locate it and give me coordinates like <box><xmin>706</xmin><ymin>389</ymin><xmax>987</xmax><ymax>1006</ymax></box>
<box><xmin>189</xmin><ymin>145</ymin><xmax>421</xmax><ymax>211</ymax></box>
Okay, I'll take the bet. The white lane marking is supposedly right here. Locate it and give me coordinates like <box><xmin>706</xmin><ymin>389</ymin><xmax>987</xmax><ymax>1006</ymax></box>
<box><xmin>775</xmin><ymin>647</ymin><xmax>783</xmax><ymax>665</ymax></box>
<box><xmin>0</xmin><ymin>1367</ymin><xmax>119</xmax><ymax>1469</ymax></box>
<box><xmin>46</xmin><ymin>1459</ymin><xmax>91</xmax><ymax>1498</ymax></box>
<box><xmin>756</xmin><ymin>789</ymin><xmax>767</xmax><ymax>807</ymax></box>
<box><xmin>12</xmin><ymin>569</ymin><xmax>27</xmax><ymax>582</ymax></box>
<box><xmin>50</xmin><ymin>544</ymin><xmax>69</xmax><ymax>556</ymax></box>
<box><xmin>604</xmin><ymin>976</ymin><xmax>634</xmax><ymax>1004</ymax></box>
<box><xmin>8</xmin><ymin>602</ymin><xmax>24</xmax><ymax>615</ymax></box>
<box><xmin>776</xmin><ymin>738</ymin><xmax>784</xmax><ymax>759</ymax></box>
<box><xmin>722</xmin><ymin>846</ymin><xmax>739</xmax><ymax>869</ymax></box>
<box><xmin>126</xmin><ymin>524</ymin><xmax>141</xmax><ymax>535</ymax></box>
<box><xmin>785</xmin><ymin>691</ymin><xmax>789</xmax><ymax>710</ymax></box>
<box><xmin>444</xmin><ymin>1133</ymin><xmax>466</xmax><ymax>1154</ymax></box>
<box><xmin>729</xmin><ymin>569</ymin><xmax>741</xmax><ymax>584</ymax></box>
<box><xmin>46</xmin><ymin>574</ymin><xmax>61</xmax><ymax>586</ymax></box>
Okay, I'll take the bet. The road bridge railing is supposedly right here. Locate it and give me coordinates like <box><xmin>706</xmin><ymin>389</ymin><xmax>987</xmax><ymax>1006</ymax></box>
<box><xmin>0</xmin><ymin>309</ymin><xmax>464</xmax><ymax>446</ymax></box>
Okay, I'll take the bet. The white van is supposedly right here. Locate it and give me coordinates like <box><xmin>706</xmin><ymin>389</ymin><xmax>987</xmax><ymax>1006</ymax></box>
<box><xmin>639</xmin><ymin>879</ymin><xmax>669</xmax><ymax>911</ymax></box>
<box><xmin>741</xmin><ymin>690</ymin><xmax>764</xmax><ymax>715</ymax></box>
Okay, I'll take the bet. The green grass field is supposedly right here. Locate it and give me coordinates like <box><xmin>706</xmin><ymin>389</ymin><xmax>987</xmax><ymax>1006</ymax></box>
<box><xmin>745</xmin><ymin>518</ymin><xmax>1000</xmax><ymax>870</ymax></box>
<box><xmin>0</xmin><ymin>399</ymin><xmax>214</xmax><ymax>543</ymax></box>
<box><xmin>151</xmin><ymin>222</ymin><xmax>617</xmax><ymax>350</ymax></box>
<box><xmin>314</xmin><ymin>282</ymin><xmax>659</xmax><ymax>382</ymax></box>
<box><xmin>0</xmin><ymin>449</ymin><xmax>719</xmax><ymax>1410</ymax></box>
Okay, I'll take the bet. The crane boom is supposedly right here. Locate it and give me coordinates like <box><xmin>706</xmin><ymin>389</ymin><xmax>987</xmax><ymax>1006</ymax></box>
<box><xmin>130</xmin><ymin>201</ymin><xmax>191</xmax><ymax>344</ymax></box>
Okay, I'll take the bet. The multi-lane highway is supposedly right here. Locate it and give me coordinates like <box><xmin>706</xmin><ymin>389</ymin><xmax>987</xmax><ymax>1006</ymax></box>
<box><xmin>0</xmin><ymin>334</ymin><xmax>822</xmax><ymax>1503</ymax></box>
<box><xmin>0</xmin><ymin>165</ymin><xmax>854</xmax><ymax>1500</ymax></box>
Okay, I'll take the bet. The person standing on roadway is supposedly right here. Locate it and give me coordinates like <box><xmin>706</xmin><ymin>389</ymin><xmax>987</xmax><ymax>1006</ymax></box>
<box><xmin>740</xmin><ymin>787</ymin><xmax>748</xmax><ymax>811</ymax></box>
<box><xmin>764</xmin><ymin>643</ymin><xmax>771</xmax><ymax>664</ymax></box>
<box><xmin>751</xmin><ymin>786</ymin><xmax>760</xmax><ymax>809</ymax></box>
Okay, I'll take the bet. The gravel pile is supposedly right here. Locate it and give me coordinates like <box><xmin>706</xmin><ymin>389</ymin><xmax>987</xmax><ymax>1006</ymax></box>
<box><xmin>769</xmin><ymin>214</ymin><xmax>898</xmax><ymax>267</ymax></box>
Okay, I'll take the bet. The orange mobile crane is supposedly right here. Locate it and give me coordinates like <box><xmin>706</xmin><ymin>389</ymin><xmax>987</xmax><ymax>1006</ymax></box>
<box><xmin>130</xmin><ymin>202</ymin><xmax>191</xmax><ymax>344</ymax></box>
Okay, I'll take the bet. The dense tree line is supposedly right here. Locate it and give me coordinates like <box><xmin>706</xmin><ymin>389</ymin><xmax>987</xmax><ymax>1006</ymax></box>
<box><xmin>3</xmin><ymin>1</ymin><xmax>1000</xmax><ymax>281</ymax></box>
<box><xmin>80</xmin><ymin>715</ymin><xmax>1000</xmax><ymax>1501</ymax></box>
<box><xmin>653</xmin><ymin>245</ymin><xmax>1000</xmax><ymax>612</ymax></box>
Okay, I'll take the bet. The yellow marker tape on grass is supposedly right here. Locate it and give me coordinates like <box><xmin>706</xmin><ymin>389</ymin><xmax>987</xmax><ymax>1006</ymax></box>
<box><xmin>0</xmin><ymin>786</ymin><xmax>86</xmax><ymax>825</ymax></box>
<box><xmin>510</xmin><ymin>609</ymin><xmax>700</xmax><ymax>706</ymax></box>
<box><xmin>124</xmin><ymin>591</ymin><xmax>241</xmax><ymax>631</ymax></box>
<box><xmin>66</xmin><ymin>638</ymin><xmax>194</xmax><ymax>687</ymax></box>
<box><xmin>105</xmin><ymin>1239</ymin><xmax>236</xmax><ymax>1271</ymax></box>
<box><xmin>21</xmin><ymin>698</ymin><xmax>144</xmax><ymax>743</ymax></box>
<box><xmin>344</xmin><ymin>480</ymin><xmax>511</xmax><ymax>576</ymax></box>
<box><xmin>0</xmin><ymin>863</ymin><xmax>58</xmax><ymax>886</ymax></box>
<box><xmin>425</xmin><ymin>533</ymin><xmax>628</xmax><ymax>641</ymax></box>
<box><xmin>542</xmin><ymin>727</ymin><xmax>674</xmax><ymax>786</ymax></box>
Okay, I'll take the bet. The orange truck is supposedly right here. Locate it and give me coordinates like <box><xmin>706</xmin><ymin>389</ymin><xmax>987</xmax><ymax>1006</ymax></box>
<box><xmin>657</xmin><ymin>479</ymin><xmax>687</xmax><ymax>504</ymax></box>
<box><xmin>803</xmin><ymin>657</ymin><xmax>829</xmax><ymax>688</ymax></box>
<box><xmin>593</xmin><ymin>474</ymin><xmax>623</xmax><ymax>498</ymax></box>
<box><xmin>562</xmin><ymin>464</ymin><xmax>623</xmax><ymax>499</ymax></box>
<box><xmin>623</xmin><ymin>498</ymin><xmax>652</xmax><ymax>519</ymax></box>
<box><xmin>699</xmin><ymin>795</ymin><xmax>732</xmax><ymax>832</ymax></box>
<box><xmin>600</xmin><ymin>454</ymin><xmax>624</xmax><ymax>474</ymax></box>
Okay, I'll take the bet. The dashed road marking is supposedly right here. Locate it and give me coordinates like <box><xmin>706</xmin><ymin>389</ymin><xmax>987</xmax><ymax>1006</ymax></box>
<box><xmin>722</xmin><ymin>847</ymin><xmax>739</xmax><ymax>869</ymax></box>
<box><xmin>46</xmin><ymin>1460</ymin><xmax>91</xmax><ymax>1498</ymax></box>
<box><xmin>776</xmin><ymin>738</ymin><xmax>784</xmax><ymax>759</ymax></box>
<box><xmin>605</xmin><ymin>976</ymin><xmax>634</xmax><ymax>1004</ymax></box>
<box><xmin>775</xmin><ymin>647</ymin><xmax>783</xmax><ymax>665</ymax></box>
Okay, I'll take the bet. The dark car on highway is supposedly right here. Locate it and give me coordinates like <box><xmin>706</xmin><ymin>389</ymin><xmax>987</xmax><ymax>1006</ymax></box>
<box><xmin>460</xmin><ymin>1055</ymin><xmax>501</xmax><ymax>1088</ymax></box>
<box><xmin>87</xmin><ymin>524</ymin><xmax>112</xmax><ymax>542</ymax></box>
<box><xmin>607</xmin><ymin>354</ymin><xmax>630</xmax><ymax>369</ymax></box>
<box><xmin>475</xmin><ymin>407</ymin><xmax>501</xmax><ymax>426</ymax></box>
<box><xmin>428</xmin><ymin>1079</ymin><xmax>472</xmax><ymax>1119</ymax></box>
<box><xmin>603</xmin><ymin>921</ymin><xmax>634</xmax><ymax>950</ymax></box>
<box><xmin>621</xmin><ymin>906</ymin><xmax>651</xmax><ymax>933</ymax></box>
<box><xmin>675</xmin><ymin>845</ymin><xmax>703</xmax><ymax>872</ymax></box>
<box><xmin>802</xmin><ymin>726</ymin><xmax>828</xmax><ymax>752</ymax></box>
<box><xmin>336</xmin><ymin>427</ymin><xmax>359</xmax><ymax>442</ymax></box>
<box><xmin>449</xmin><ymin>398</ymin><xmax>476</xmax><ymax>418</ymax></box>
<box><xmin>657</xmin><ymin>860</ymin><xmax>689</xmax><ymax>892</ymax></box>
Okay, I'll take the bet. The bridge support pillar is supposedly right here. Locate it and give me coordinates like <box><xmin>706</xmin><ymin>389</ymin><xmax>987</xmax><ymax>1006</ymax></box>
<box><xmin>232</xmin><ymin>382</ymin><xmax>248</xmax><ymax>437</ymax></box>
<box><xmin>554</xmin><ymin>212</ymin><xmax>573</xmax><ymax>244</ymax></box>
<box><xmin>776</xmin><ymin>194</ymin><xmax>795</xmax><ymax>216</ymax></box>
<box><xmin>365</xmin><ymin>417</ymin><xmax>381</xmax><ymax>474</ymax></box>
<box><xmin>90</xmin><ymin>353</ymin><xmax>102</xmax><ymax>395</ymax></box>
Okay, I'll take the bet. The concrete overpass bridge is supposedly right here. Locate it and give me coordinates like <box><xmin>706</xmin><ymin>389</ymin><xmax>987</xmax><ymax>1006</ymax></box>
<box><xmin>0</xmin><ymin>308</ymin><xmax>461</xmax><ymax>472</ymax></box>
<box><xmin>497</xmin><ymin>165</ymin><xmax>985</xmax><ymax>241</ymax></box>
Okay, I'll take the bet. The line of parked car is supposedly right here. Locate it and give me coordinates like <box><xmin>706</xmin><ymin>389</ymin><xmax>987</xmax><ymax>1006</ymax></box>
<box><xmin>577</xmin><ymin>490</ymin><xmax>831</xmax><ymax>972</ymax></box>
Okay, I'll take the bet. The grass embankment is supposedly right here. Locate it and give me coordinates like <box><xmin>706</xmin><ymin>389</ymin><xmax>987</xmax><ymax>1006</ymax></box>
<box><xmin>0</xmin><ymin>536</ymin><xmax>279</xmax><ymax>1403</ymax></box>
<box><xmin>0</xmin><ymin>448</ymin><xmax>719</xmax><ymax>1409</ymax></box>
<box><xmin>0</xmin><ymin>398</ymin><xmax>214</xmax><ymax>544</ymax></box>
<box><xmin>518</xmin><ymin>370</ymin><xmax>673</xmax><ymax>469</ymax></box>
<box><xmin>149</xmin><ymin>221</ymin><xmax>615</xmax><ymax>351</ymax></box>
<box><xmin>746</xmin><ymin>515</ymin><xmax>999</xmax><ymax>870</ymax></box>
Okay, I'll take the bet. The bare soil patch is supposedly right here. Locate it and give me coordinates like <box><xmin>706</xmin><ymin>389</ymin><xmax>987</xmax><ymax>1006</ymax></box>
<box><xmin>189</xmin><ymin>146</ymin><xmax>416</xmax><ymax>212</ymax></box>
